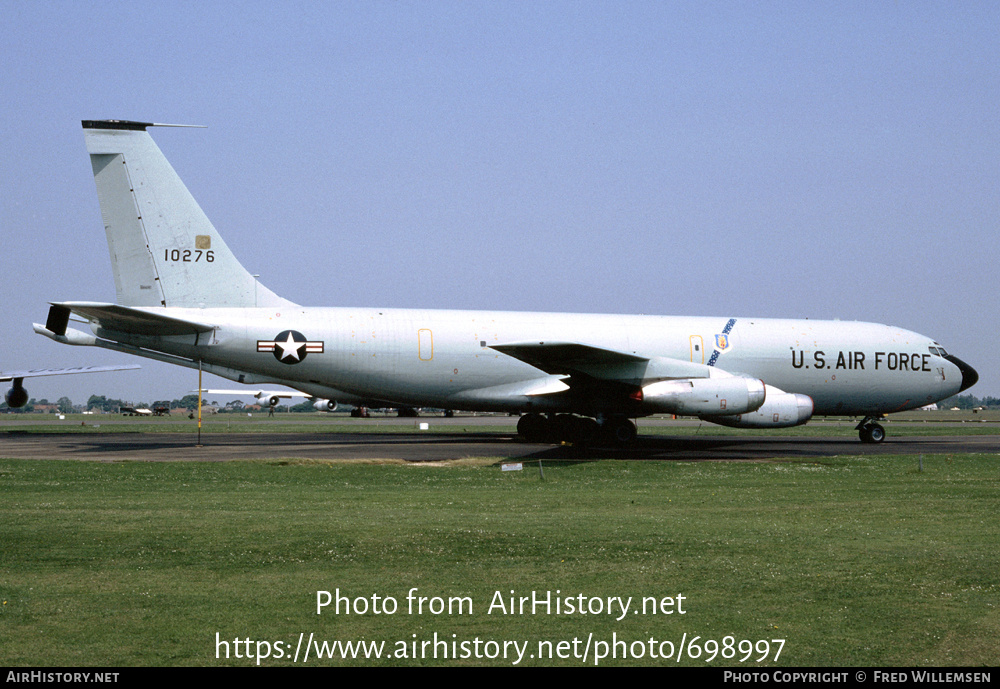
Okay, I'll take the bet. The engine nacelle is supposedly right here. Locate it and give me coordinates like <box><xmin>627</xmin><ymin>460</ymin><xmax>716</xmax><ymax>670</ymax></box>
<box><xmin>639</xmin><ymin>376</ymin><xmax>766</xmax><ymax>416</ymax></box>
<box><xmin>5</xmin><ymin>384</ymin><xmax>29</xmax><ymax>409</ymax></box>
<box><xmin>702</xmin><ymin>387</ymin><xmax>813</xmax><ymax>428</ymax></box>
<box><xmin>313</xmin><ymin>399</ymin><xmax>337</xmax><ymax>412</ymax></box>
<box><xmin>266</xmin><ymin>395</ymin><xmax>282</xmax><ymax>408</ymax></box>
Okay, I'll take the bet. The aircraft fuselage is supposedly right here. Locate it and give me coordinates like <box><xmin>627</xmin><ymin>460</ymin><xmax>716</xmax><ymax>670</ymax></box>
<box><xmin>94</xmin><ymin>306</ymin><xmax>966</xmax><ymax>417</ymax></box>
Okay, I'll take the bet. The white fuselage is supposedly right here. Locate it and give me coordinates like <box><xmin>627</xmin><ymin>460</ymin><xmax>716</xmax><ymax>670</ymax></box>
<box><xmin>99</xmin><ymin>306</ymin><xmax>965</xmax><ymax>417</ymax></box>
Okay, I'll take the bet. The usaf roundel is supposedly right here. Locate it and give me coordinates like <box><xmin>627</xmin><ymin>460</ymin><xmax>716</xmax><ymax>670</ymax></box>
<box><xmin>257</xmin><ymin>330</ymin><xmax>324</xmax><ymax>364</ymax></box>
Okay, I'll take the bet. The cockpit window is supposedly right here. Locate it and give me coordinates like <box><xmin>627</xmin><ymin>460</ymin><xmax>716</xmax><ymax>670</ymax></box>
<box><xmin>928</xmin><ymin>346</ymin><xmax>949</xmax><ymax>357</ymax></box>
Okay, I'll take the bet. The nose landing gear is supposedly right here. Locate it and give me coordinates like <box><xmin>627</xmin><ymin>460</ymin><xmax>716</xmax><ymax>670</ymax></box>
<box><xmin>856</xmin><ymin>417</ymin><xmax>886</xmax><ymax>443</ymax></box>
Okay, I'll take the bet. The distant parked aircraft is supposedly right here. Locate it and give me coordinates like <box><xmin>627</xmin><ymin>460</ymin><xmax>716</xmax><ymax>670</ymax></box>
<box><xmin>196</xmin><ymin>388</ymin><xmax>338</xmax><ymax>411</ymax></box>
<box><xmin>2</xmin><ymin>364</ymin><xmax>140</xmax><ymax>409</ymax></box>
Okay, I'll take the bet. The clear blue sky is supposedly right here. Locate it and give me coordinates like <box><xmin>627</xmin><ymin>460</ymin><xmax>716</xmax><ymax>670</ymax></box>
<box><xmin>2</xmin><ymin>1</ymin><xmax>997</xmax><ymax>405</ymax></box>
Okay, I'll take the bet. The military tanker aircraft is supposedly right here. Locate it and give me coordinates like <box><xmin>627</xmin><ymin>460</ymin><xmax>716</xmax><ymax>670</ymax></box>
<box><xmin>33</xmin><ymin>120</ymin><xmax>978</xmax><ymax>445</ymax></box>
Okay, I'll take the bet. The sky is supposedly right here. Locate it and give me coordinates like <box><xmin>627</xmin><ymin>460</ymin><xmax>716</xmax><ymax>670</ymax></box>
<box><xmin>2</xmin><ymin>1</ymin><xmax>998</xmax><ymax>406</ymax></box>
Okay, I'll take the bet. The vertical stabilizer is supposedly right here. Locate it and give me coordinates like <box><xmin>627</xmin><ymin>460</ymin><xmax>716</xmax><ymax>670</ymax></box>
<box><xmin>82</xmin><ymin>120</ymin><xmax>294</xmax><ymax>308</ymax></box>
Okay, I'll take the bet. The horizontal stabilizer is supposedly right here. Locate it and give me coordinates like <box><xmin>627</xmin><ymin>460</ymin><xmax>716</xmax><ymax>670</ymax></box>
<box><xmin>51</xmin><ymin>302</ymin><xmax>216</xmax><ymax>336</ymax></box>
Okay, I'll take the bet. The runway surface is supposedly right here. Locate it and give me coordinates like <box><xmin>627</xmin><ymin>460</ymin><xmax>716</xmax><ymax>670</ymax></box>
<box><xmin>1</xmin><ymin>429</ymin><xmax>998</xmax><ymax>462</ymax></box>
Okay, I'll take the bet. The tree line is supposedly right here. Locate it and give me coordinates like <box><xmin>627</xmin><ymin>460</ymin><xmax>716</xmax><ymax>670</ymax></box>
<box><xmin>935</xmin><ymin>394</ymin><xmax>1000</xmax><ymax>409</ymax></box>
<box><xmin>1</xmin><ymin>393</ymin><xmax>322</xmax><ymax>413</ymax></box>
<box><xmin>5</xmin><ymin>392</ymin><xmax>999</xmax><ymax>413</ymax></box>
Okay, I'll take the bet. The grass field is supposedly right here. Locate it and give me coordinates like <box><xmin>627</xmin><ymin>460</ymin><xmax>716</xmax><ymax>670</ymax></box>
<box><xmin>1</xmin><ymin>451</ymin><xmax>997</xmax><ymax>666</ymax></box>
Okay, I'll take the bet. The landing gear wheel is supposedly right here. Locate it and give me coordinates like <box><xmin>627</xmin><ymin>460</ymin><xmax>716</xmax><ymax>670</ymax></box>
<box><xmin>602</xmin><ymin>416</ymin><xmax>637</xmax><ymax>447</ymax></box>
<box><xmin>568</xmin><ymin>416</ymin><xmax>600</xmax><ymax>445</ymax></box>
<box><xmin>517</xmin><ymin>413</ymin><xmax>549</xmax><ymax>443</ymax></box>
<box><xmin>859</xmin><ymin>422</ymin><xmax>885</xmax><ymax>443</ymax></box>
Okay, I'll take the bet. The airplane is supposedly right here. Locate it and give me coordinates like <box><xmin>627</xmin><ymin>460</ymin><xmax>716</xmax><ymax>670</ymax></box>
<box><xmin>195</xmin><ymin>388</ymin><xmax>339</xmax><ymax>411</ymax></box>
<box><xmin>2</xmin><ymin>364</ymin><xmax>140</xmax><ymax>409</ymax></box>
<box><xmin>197</xmin><ymin>389</ymin><xmax>407</xmax><ymax>416</ymax></box>
<box><xmin>32</xmin><ymin>120</ymin><xmax>978</xmax><ymax>445</ymax></box>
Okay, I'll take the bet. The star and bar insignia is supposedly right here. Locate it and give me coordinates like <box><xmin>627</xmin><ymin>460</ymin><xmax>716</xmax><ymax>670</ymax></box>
<box><xmin>257</xmin><ymin>330</ymin><xmax>324</xmax><ymax>364</ymax></box>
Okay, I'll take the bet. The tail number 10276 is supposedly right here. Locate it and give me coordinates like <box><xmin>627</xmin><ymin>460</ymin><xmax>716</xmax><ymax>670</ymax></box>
<box><xmin>164</xmin><ymin>249</ymin><xmax>215</xmax><ymax>263</ymax></box>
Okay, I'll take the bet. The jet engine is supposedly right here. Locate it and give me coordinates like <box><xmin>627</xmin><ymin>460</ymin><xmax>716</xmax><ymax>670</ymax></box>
<box><xmin>266</xmin><ymin>395</ymin><xmax>282</xmax><ymax>408</ymax></box>
<box><xmin>5</xmin><ymin>381</ymin><xmax>28</xmax><ymax>409</ymax></box>
<box><xmin>313</xmin><ymin>399</ymin><xmax>337</xmax><ymax>412</ymax></box>
<box><xmin>703</xmin><ymin>386</ymin><xmax>813</xmax><ymax>428</ymax></box>
<box><xmin>638</xmin><ymin>376</ymin><xmax>766</xmax><ymax>416</ymax></box>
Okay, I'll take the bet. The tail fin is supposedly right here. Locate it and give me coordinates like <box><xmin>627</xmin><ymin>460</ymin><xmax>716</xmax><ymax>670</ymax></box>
<box><xmin>83</xmin><ymin>120</ymin><xmax>294</xmax><ymax>308</ymax></box>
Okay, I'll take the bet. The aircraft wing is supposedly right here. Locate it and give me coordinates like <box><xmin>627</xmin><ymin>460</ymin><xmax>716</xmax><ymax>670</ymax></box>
<box><xmin>0</xmin><ymin>364</ymin><xmax>140</xmax><ymax>383</ymax></box>
<box><xmin>485</xmin><ymin>340</ymin><xmax>770</xmax><ymax>421</ymax></box>
<box><xmin>45</xmin><ymin>302</ymin><xmax>216</xmax><ymax>337</ymax></box>
<box><xmin>490</xmin><ymin>342</ymin><xmax>647</xmax><ymax>374</ymax></box>
<box><xmin>489</xmin><ymin>341</ymin><xmax>716</xmax><ymax>388</ymax></box>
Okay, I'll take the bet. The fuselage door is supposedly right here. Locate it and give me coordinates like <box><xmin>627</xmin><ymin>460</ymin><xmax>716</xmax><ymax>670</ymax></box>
<box><xmin>690</xmin><ymin>335</ymin><xmax>704</xmax><ymax>364</ymax></box>
<box><xmin>418</xmin><ymin>329</ymin><xmax>434</xmax><ymax>361</ymax></box>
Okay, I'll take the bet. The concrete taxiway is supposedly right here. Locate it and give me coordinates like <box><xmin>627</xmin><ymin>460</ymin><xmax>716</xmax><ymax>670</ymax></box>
<box><xmin>1</xmin><ymin>429</ymin><xmax>998</xmax><ymax>462</ymax></box>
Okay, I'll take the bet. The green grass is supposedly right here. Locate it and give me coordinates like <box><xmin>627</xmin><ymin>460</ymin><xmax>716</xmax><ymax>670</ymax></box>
<box><xmin>1</xmin><ymin>455</ymin><xmax>998</xmax><ymax>666</ymax></box>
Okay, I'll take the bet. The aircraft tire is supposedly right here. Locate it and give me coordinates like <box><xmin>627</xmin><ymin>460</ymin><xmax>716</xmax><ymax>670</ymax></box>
<box><xmin>571</xmin><ymin>416</ymin><xmax>600</xmax><ymax>445</ymax></box>
<box><xmin>552</xmin><ymin>415</ymin><xmax>600</xmax><ymax>445</ymax></box>
<box><xmin>859</xmin><ymin>423</ymin><xmax>886</xmax><ymax>443</ymax></box>
<box><xmin>602</xmin><ymin>416</ymin><xmax>637</xmax><ymax>446</ymax></box>
<box><xmin>517</xmin><ymin>413</ymin><xmax>549</xmax><ymax>443</ymax></box>
<box><xmin>867</xmin><ymin>423</ymin><xmax>886</xmax><ymax>443</ymax></box>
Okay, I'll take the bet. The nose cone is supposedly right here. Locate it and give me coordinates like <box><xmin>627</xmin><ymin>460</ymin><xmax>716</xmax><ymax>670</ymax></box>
<box><xmin>946</xmin><ymin>355</ymin><xmax>979</xmax><ymax>393</ymax></box>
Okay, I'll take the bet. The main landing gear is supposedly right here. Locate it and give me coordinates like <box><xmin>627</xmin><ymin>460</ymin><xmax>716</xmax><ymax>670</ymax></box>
<box><xmin>856</xmin><ymin>417</ymin><xmax>886</xmax><ymax>443</ymax></box>
<box><xmin>517</xmin><ymin>413</ymin><xmax>637</xmax><ymax>447</ymax></box>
